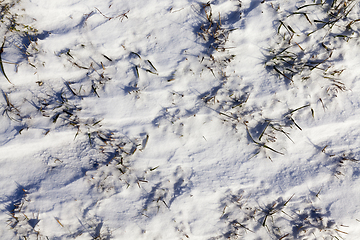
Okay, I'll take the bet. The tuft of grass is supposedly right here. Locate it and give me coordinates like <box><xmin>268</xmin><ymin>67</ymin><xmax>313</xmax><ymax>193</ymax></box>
<box><xmin>190</xmin><ymin>1</ymin><xmax>239</xmax><ymax>84</ymax></box>
<box><xmin>320</xmin><ymin>146</ymin><xmax>359</xmax><ymax>178</ymax></box>
<box><xmin>1</xmin><ymin>90</ymin><xmax>25</xmax><ymax>122</ymax></box>
<box><xmin>246</xmin><ymin>125</ymin><xmax>284</xmax><ymax>156</ymax></box>
<box><xmin>6</xmin><ymin>188</ymin><xmax>49</xmax><ymax>239</ymax></box>
<box><xmin>216</xmin><ymin>191</ymin><xmax>347</xmax><ymax>239</ymax></box>
<box><xmin>264</xmin><ymin>0</ymin><xmax>359</xmax><ymax>104</ymax></box>
<box><xmin>197</xmin><ymin>2</ymin><xmax>234</xmax><ymax>52</ymax></box>
<box><xmin>1</xmin><ymin>0</ymin><xmax>44</xmax><ymax>72</ymax></box>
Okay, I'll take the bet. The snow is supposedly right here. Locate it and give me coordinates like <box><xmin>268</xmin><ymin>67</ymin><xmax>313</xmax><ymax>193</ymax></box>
<box><xmin>1</xmin><ymin>0</ymin><xmax>360</xmax><ymax>239</ymax></box>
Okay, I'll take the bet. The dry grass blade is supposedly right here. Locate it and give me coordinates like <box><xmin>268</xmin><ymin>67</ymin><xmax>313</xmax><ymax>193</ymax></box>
<box><xmin>150</xmin><ymin>166</ymin><xmax>159</xmax><ymax>171</ymax></box>
<box><xmin>262</xmin><ymin>144</ymin><xmax>284</xmax><ymax>155</ymax></box>
<box><xmin>278</xmin><ymin>20</ymin><xmax>295</xmax><ymax>36</ymax></box>
<box><xmin>335</xmin><ymin>229</ymin><xmax>348</xmax><ymax>234</ymax></box>
<box><xmin>92</xmin><ymin>119</ymin><xmax>103</xmax><ymax>126</ymax></box>
<box><xmin>147</xmin><ymin>59</ymin><xmax>157</xmax><ymax>71</ymax></box>
<box><xmin>52</xmin><ymin>113</ymin><xmax>60</xmax><ymax>123</ymax></box>
<box><xmin>135</xmin><ymin>65</ymin><xmax>139</xmax><ymax>78</ymax></box>
<box><xmin>219</xmin><ymin>111</ymin><xmax>237</xmax><ymax>120</ymax></box>
<box><xmin>289</xmin><ymin>104</ymin><xmax>310</xmax><ymax>114</ymax></box>
<box><xmin>290</xmin><ymin>12</ymin><xmax>312</xmax><ymax>25</ymax></box>
<box><xmin>289</xmin><ymin>117</ymin><xmax>302</xmax><ymax>131</ymax></box>
<box><xmin>72</xmin><ymin>62</ymin><xmax>88</xmax><ymax>70</ymax></box>
<box><xmin>259</xmin><ymin>121</ymin><xmax>270</xmax><ymax>141</ymax></box>
<box><xmin>146</xmin><ymin>69</ymin><xmax>158</xmax><ymax>75</ymax></box>
<box><xmin>65</xmin><ymin>81</ymin><xmax>77</xmax><ymax>96</ymax></box>
<box><xmin>95</xmin><ymin>7</ymin><xmax>130</xmax><ymax>21</ymax></box>
<box><xmin>4</xmin><ymin>92</ymin><xmax>14</xmax><ymax>109</ymax></box>
<box><xmin>233</xmin><ymin>222</ymin><xmax>254</xmax><ymax>233</ymax></box>
<box><xmin>0</xmin><ymin>37</ymin><xmax>12</xmax><ymax>84</ymax></box>
<box><xmin>279</xmin><ymin>233</ymin><xmax>290</xmax><ymax>240</ymax></box>
<box><xmin>297</xmin><ymin>3</ymin><xmax>322</xmax><ymax>10</ymax></box>
<box><xmin>262</xmin><ymin>214</ymin><xmax>268</xmax><ymax>227</ymax></box>
<box><xmin>102</xmin><ymin>54</ymin><xmax>112</xmax><ymax>61</ymax></box>
<box><xmin>131</xmin><ymin>52</ymin><xmax>141</xmax><ymax>59</ymax></box>
<box><xmin>54</xmin><ymin>217</ymin><xmax>64</xmax><ymax>227</ymax></box>
<box><xmin>283</xmin><ymin>194</ymin><xmax>295</xmax><ymax>206</ymax></box>
<box><xmin>274</xmin><ymin>66</ymin><xmax>293</xmax><ymax>82</ymax></box>
<box><xmin>92</xmin><ymin>85</ymin><xmax>100</xmax><ymax>98</ymax></box>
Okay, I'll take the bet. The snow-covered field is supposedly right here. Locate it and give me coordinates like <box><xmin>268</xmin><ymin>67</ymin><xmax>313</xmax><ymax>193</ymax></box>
<box><xmin>1</xmin><ymin>0</ymin><xmax>360</xmax><ymax>239</ymax></box>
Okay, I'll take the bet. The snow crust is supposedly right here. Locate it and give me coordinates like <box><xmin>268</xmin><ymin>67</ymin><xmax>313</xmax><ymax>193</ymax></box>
<box><xmin>1</xmin><ymin>0</ymin><xmax>360</xmax><ymax>239</ymax></box>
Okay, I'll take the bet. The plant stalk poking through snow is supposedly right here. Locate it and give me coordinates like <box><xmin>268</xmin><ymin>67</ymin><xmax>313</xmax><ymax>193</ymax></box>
<box><xmin>0</xmin><ymin>37</ymin><xmax>12</xmax><ymax>84</ymax></box>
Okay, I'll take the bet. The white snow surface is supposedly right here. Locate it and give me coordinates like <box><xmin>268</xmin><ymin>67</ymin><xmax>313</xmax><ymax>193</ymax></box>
<box><xmin>1</xmin><ymin>0</ymin><xmax>360</xmax><ymax>239</ymax></box>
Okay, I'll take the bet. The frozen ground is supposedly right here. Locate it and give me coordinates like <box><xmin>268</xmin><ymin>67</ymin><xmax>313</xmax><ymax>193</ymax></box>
<box><xmin>1</xmin><ymin>0</ymin><xmax>360</xmax><ymax>239</ymax></box>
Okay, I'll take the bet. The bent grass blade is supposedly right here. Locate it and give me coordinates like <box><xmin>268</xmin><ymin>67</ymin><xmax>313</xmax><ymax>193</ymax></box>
<box><xmin>0</xmin><ymin>37</ymin><xmax>12</xmax><ymax>84</ymax></box>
